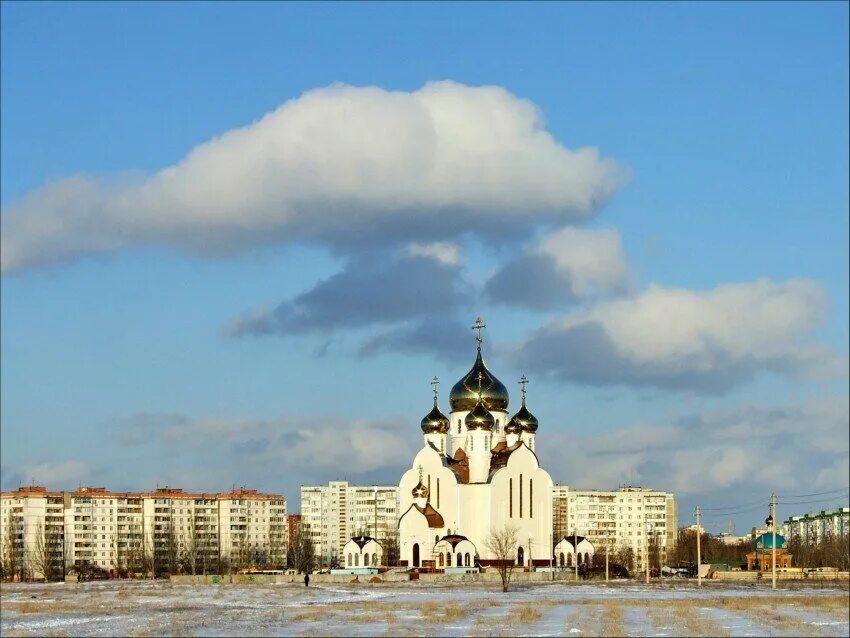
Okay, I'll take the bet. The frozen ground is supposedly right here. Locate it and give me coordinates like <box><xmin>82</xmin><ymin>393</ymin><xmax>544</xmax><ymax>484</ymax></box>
<box><xmin>1</xmin><ymin>579</ymin><xmax>848</xmax><ymax>637</ymax></box>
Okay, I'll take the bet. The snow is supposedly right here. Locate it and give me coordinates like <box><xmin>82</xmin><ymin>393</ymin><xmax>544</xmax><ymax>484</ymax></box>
<box><xmin>1</xmin><ymin>580</ymin><xmax>848</xmax><ymax>637</ymax></box>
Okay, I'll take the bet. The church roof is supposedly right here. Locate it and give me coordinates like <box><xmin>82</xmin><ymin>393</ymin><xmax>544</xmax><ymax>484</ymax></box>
<box><xmin>349</xmin><ymin>535</ymin><xmax>377</xmax><ymax>550</ymax></box>
<box><xmin>437</xmin><ymin>534</ymin><xmax>470</xmax><ymax>549</ymax></box>
<box><xmin>449</xmin><ymin>347</ymin><xmax>509</xmax><ymax>413</ymax></box>
<box><xmin>413</xmin><ymin>503</ymin><xmax>445</xmax><ymax>529</ymax></box>
<box><xmin>755</xmin><ymin>532</ymin><xmax>786</xmax><ymax>550</ymax></box>
<box><xmin>487</xmin><ymin>441</ymin><xmax>523</xmax><ymax>480</ymax></box>
<box><xmin>561</xmin><ymin>534</ymin><xmax>589</xmax><ymax>548</ymax></box>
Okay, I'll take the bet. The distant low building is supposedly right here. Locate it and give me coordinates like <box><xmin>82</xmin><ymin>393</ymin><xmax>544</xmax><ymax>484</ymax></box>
<box><xmin>746</xmin><ymin>532</ymin><xmax>792</xmax><ymax>571</ymax></box>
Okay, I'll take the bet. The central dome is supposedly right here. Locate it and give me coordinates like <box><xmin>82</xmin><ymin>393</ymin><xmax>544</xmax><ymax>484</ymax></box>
<box><xmin>449</xmin><ymin>348</ymin><xmax>509</xmax><ymax>412</ymax></box>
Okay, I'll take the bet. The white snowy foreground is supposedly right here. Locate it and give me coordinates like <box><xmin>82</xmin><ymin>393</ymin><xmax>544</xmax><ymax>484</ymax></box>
<box><xmin>1</xmin><ymin>579</ymin><xmax>848</xmax><ymax>637</ymax></box>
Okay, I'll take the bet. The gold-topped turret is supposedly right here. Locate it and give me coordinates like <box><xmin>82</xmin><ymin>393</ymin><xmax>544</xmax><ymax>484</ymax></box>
<box><xmin>449</xmin><ymin>318</ymin><xmax>509</xmax><ymax>412</ymax></box>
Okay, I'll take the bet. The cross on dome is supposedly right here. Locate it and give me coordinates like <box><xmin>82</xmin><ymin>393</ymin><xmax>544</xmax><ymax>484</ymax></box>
<box><xmin>472</xmin><ymin>317</ymin><xmax>486</xmax><ymax>350</ymax></box>
<box><xmin>431</xmin><ymin>376</ymin><xmax>440</xmax><ymax>406</ymax></box>
<box><xmin>519</xmin><ymin>374</ymin><xmax>529</xmax><ymax>406</ymax></box>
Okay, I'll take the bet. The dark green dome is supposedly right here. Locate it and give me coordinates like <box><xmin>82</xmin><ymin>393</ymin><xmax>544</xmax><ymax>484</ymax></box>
<box><xmin>755</xmin><ymin>533</ymin><xmax>786</xmax><ymax>550</ymax></box>
<box><xmin>450</xmin><ymin>348</ymin><xmax>509</xmax><ymax>413</ymax></box>
<box><xmin>465</xmin><ymin>399</ymin><xmax>495</xmax><ymax>431</ymax></box>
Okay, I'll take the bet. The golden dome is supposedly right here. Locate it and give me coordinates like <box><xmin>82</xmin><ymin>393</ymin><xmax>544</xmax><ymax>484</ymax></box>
<box><xmin>412</xmin><ymin>480</ymin><xmax>429</xmax><ymax>500</ymax></box>
<box><xmin>465</xmin><ymin>399</ymin><xmax>495</xmax><ymax>431</ymax></box>
<box><xmin>421</xmin><ymin>404</ymin><xmax>450</xmax><ymax>434</ymax></box>
<box><xmin>507</xmin><ymin>404</ymin><xmax>538</xmax><ymax>433</ymax></box>
<box><xmin>449</xmin><ymin>348</ymin><xmax>509</xmax><ymax>413</ymax></box>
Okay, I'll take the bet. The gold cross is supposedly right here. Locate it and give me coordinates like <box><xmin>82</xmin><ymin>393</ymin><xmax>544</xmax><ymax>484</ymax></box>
<box><xmin>472</xmin><ymin>317</ymin><xmax>486</xmax><ymax>347</ymax></box>
<box><xmin>519</xmin><ymin>374</ymin><xmax>528</xmax><ymax>405</ymax></box>
<box><xmin>431</xmin><ymin>376</ymin><xmax>440</xmax><ymax>406</ymax></box>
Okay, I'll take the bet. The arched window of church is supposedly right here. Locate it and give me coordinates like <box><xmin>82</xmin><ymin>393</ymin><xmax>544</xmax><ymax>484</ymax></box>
<box><xmin>354</xmin><ymin>553</ymin><xmax>359</xmax><ymax>567</ymax></box>
<box><xmin>457</xmin><ymin>420</ymin><xmax>461</xmax><ymax>434</ymax></box>
<box><xmin>560</xmin><ymin>553</ymin><xmax>565</xmax><ymax>567</ymax></box>
<box><xmin>509</xmin><ymin>479</ymin><xmax>513</xmax><ymax>518</ymax></box>
<box><xmin>530</xmin><ymin>479</ymin><xmax>533</xmax><ymax>518</ymax></box>
<box><xmin>464</xmin><ymin>553</ymin><xmax>470</xmax><ymax>567</ymax></box>
<box><xmin>519</xmin><ymin>474</ymin><xmax>523</xmax><ymax>518</ymax></box>
<box><xmin>437</xmin><ymin>478</ymin><xmax>440</xmax><ymax>509</ymax></box>
<box><xmin>373</xmin><ymin>553</ymin><xmax>378</xmax><ymax>566</ymax></box>
<box><xmin>457</xmin><ymin>552</ymin><xmax>462</xmax><ymax>567</ymax></box>
<box><xmin>446</xmin><ymin>552</ymin><xmax>451</xmax><ymax>567</ymax></box>
<box><xmin>348</xmin><ymin>553</ymin><xmax>352</xmax><ymax>567</ymax></box>
<box><xmin>567</xmin><ymin>553</ymin><xmax>572</xmax><ymax>567</ymax></box>
<box><xmin>364</xmin><ymin>553</ymin><xmax>369</xmax><ymax>566</ymax></box>
<box><xmin>439</xmin><ymin>553</ymin><xmax>444</xmax><ymax>567</ymax></box>
<box><xmin>413</xmin><ymin>543</ymin><xmax>420</xmax><ymax>567</ymax></box>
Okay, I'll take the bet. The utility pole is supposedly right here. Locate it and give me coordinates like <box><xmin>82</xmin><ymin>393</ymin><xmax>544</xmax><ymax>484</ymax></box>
<box><xmin>771</xmin><ymin>493</ymin><xmax>778</xmax><ymax>590</ymax></box>
<box><xmin>696</xmin><ymin>506</ymin><xmax>702</xmax><ymax>587</ymax></box>
<box><xmin>573</xmin><ymin>528</ymin><xmax>578</xmax><ymax>583</ymax></box>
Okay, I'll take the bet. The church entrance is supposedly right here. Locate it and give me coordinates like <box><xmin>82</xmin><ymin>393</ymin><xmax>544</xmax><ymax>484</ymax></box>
<box><xmin>517</xmin><ymin>546</ymin><xmax>524</xmax><ymax>566</ymax></box>
<box><xmin>413</xmin><ymin>543</ymin><xmax>420</xmax><ymax>567</ymax></box>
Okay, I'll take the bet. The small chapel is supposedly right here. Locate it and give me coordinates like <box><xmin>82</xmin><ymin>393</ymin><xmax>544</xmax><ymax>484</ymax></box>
<box><xmin>397</xmin><ymin>318</ymin><xmax>554</xmax><ymax>569</ymax></box>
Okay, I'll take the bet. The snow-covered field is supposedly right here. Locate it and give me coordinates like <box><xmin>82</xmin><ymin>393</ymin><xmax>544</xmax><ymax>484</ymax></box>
<box><xmin>1</xmin><ymin>579</ymin><xmax>848</xmax><ymax>637</ymax></box>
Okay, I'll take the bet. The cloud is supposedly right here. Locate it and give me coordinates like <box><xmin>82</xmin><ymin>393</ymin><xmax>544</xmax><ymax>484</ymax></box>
<box><xmin>540</xmin><ymin>396</ymin><xmax>849</xmax><ymax>529</ymax></box>
<box><xmin>516</xmin><ymin>278</ymin><xmax>845</xmax><ymax>393</ymax></box>
<box><xmin>359</xmin><ymin>317</ymin><xmax>473</xmax><ymax>362</ymax></box>
<box><xmin>1</xmin><ymin>460</ymin><xmax>94</xmax><ymax>490</ymax></box>
<box><xmin>485</xmin><ymin>227</ymin><xmax>630</xmax><ymax>308</ymax></box>
<box><xmin>145</xmin><ymin>413</ymin><xmax>419</xmax><ymax>476</ymax></box>
<box><xmin>227</xmin><ymin>249</ymin><xmax>467</xmax><ymax>336</ymax></box>
<box><xmin>1</xmin><ymin>81</ymin><xmax>622</xmax><ymax>274</ymax></box>
<box><xmin>407</xmin><ymin>241</ymin><xmax>463</xmax><ymax>267</ymax></box>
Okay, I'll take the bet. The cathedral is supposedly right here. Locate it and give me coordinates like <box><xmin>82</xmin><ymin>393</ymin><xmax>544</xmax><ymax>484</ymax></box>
<box><xmin>397</xmin><ymin>319</ymin><xmax>554</xmax><ymax>569</ymax></box>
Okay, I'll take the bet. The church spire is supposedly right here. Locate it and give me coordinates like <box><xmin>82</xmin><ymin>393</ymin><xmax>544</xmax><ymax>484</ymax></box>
<box><xmin>519</xmin><ymin>374</ymin><xmax>528</xmax><ymax>407</ymax></box>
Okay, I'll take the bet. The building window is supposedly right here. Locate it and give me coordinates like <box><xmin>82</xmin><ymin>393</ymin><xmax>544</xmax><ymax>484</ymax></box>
<box><xmin>530</xmin><ymin>479</ymin><xmax>533</xmax><ymax>518</ymax></box>
<box><xmin>439</xmin><ymin>553</ymin><xmax>444</xmax><ymax>567</ymax></box>
<box><xmin>446</xmin><ymin>552</ymin><xmax>451</xmax><ymax>567</ymax></box>
<box><xmin>519</xmin><ymin>474</ymin><xmax>523</xmax><ymax>519</ymax></box>
<box><xmin>509</xmin><ymin>479</ymin><xmax>513</xmax><ymax>518</ymax></box>
<box><xmin>437</xmin><ymin>478</ymin><xmax>440</xmax><ymax>509</ymax></box>
<box><xmin>457</xmin><ymin>420</ymin><xmax>461</xmax><ymax>434</ymax></box>
<box><xmin>354</xmin><ymin>553</ymin><xmax>359</xmax><ymax>567</ymax></box>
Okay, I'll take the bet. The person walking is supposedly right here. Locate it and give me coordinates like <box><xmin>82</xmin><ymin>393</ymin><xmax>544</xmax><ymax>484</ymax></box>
<box><xmin>304</xmin><ymin>572</ymin><xmax>310</xmax><ymax>587</ymax></box>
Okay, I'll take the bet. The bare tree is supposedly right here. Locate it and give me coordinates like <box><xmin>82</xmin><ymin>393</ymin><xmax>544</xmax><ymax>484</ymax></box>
<box><xmin>486</xmin><ymin>524</ymin><xmax>519</xmax><ymax>593</ymax></box>
<box><xmin>287</xmin><ymin>522</ymin><xmax>316</xmax><ymax>574</ymax></box>
<box><xmin>2</xmin><ymin>515</ymin><xmax>21</xmax><ymax>581</ymax></box>
<box><xmin>268</xmin><ymin>527</ymin><xmax>287</xmax><ymax>570</ymax></box>
<box><xmin>382</xmin><ymin>535</ymin><xmax>400</xmax><ymax>567</ymax></box>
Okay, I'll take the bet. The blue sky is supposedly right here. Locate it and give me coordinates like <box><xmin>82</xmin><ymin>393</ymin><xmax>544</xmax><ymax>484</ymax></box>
<box><xmin>1</xmin><ymin>1</ymin><xmax>847</xmax><ymax>534</ymax></box>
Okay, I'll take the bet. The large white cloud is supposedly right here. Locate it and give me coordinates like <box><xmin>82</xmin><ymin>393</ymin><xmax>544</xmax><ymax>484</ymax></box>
<box><xmin>517</xmin><ymin>278</ymin><xmax>846</xmax><ymax>392</ymax></box>
<box><xmin>540</xmin><ymin>396</ymin><xmax>849</xmax><ymax>500</ymax></box>
<box><xmin>1</xmin><ymin>81</ymin><xmax>623</xmax><ymax>274</ymax></box>
<box><xmin>485</xmin><ymin>226</ymin><xmax>630</xmax><ymax>307</ymax></box>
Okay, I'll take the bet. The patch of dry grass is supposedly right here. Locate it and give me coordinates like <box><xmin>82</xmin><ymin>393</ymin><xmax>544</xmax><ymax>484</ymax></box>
<box><xmin>600</xmin><ymin>601</ymin><xmax>626</xmax><ymax>638</ymax></box>
<box><xmin>518</xmin><ymin>606</ymin><xmax>541</xmax><ymax>623</ymax></box>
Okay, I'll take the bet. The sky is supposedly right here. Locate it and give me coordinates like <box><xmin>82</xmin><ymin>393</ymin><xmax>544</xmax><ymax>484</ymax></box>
<box><xmin>1</xmin><ymin>1</ymin><xmax>848</xmax><ymax>535</ymax></box>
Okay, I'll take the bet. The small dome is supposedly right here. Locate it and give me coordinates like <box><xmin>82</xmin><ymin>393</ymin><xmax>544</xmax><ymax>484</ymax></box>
<box><xmin>421</xmin><ymin>404</ymin><xmax>450</xmax><ymax>434</ymax></box>
<box><xmin>465</xmin><ymin>399</ymin><xmax>495</xmax><ymax>431</ymax></box>
<box><xmin>504</xmin><ymin>416</ymin><xmax>522</xmax><ymax>435</ymax></box>
<box><xmin>412</xmin><ymin>480</ymin><xmax>429</xmax><ymax>500</ymax></box>
<box><xmin>450</xmin><ymin>349</ymin><xmax>509</xmax><ymax>413</ymax></box>
<box><xmin>755</xmin><ymin>533</ymin><xmax>786</xmax><ymax>550</ymax></box>
<box><xmin>508</xmin><ymin>404</ymin><xmax>539</xmax><ymax>433</ymax></box>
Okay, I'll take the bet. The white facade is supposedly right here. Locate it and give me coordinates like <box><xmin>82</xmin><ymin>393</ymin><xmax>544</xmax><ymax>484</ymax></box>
<box><xmin>343</xmin><ymin>535</ymin><xmax>383</xmax><ymax>568</ymax></box>
<box><xmin>398</xmin><ymin>332</ymin><xmax>553</xmax><ymax>569</ymax></box>
<box><xmin>0</xmin><ymin>485</ymin><xmax>286</xmax><ymax>579</ymax></box>
<box><xmin>300</xmin><ymin>482</ymin><xmax>398</xmax><ymax>567</ymax></box>
<box><xmin>552</xmin><ymin>486</ymin><xmax>677</xmax><ymax>570</ymax></box>
<box><xmin>554</xmin><ymin>535</ymin><xmax>595</xmax><ymax>567</ymax></box>
<box><xmin>785</xmin><ymin>507</ymin><xmax>849</xmax><ymax>544</ymax></box>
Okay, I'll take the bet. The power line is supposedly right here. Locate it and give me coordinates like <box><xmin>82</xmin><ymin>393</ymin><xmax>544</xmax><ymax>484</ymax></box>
<box><xmin>780</xmin><ymin>486</ymin><xmax>849</xmax><ymax>499</ymax></box>
<box><xmin>700</xmin><ymin>495</ymin><xmax>771</xmax><ymax>512</ymax></box>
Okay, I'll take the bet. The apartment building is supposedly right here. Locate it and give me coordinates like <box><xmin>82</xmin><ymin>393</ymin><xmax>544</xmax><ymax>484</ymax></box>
<box><xmin>300</xmin><ymin>481</ymin><xmax>398</xmax><ymax>567</ymax></box>
<box><xmin>0</xmin><ymin>485</ymin><xmax>286</xmax><ymax>580</ymax></box>
<box><xmin>551</xmin><ymin>485</ymin><xmax>677</xmax><ymax>570</ymax></box>
<box><xmin>785</xmin><ymin>507</ymin><xmax>849</xmax><ymax>544</ymax></box>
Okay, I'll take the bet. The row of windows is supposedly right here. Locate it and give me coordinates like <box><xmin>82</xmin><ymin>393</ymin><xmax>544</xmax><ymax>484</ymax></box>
<box><xmin>508</xmin><ymin>475</ymin><xmax>533</xmax><ymax>519</ymax></box>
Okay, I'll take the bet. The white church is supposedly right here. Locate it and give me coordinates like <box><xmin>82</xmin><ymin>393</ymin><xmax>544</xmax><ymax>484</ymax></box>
<box><xmin>398</xmin><ymin>319</ymin><xmax>554</xmax><ymax>569</ymax></box>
